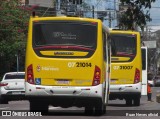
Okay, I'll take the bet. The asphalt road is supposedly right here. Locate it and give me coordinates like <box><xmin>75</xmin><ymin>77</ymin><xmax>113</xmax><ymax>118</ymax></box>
<box><xmin>0</xmin><ymin>87</ymin><xmax>160</xmax><ymax>119</ymax></box>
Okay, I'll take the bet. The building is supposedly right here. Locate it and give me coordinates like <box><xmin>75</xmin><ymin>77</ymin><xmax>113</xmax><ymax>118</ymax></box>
<box><xmin>28</xmin><ymin>0</ymin><xmax>55</xmax><ymax>8</ymax></box>
<box><xmin>27</xmin><ymin>0</ymin><xmax>56</xmax><ymax>16</ymax></box>
<box><xmin>25</xmin><ymin>0</ymin><xmax>119</xmax><ymax>27</ymax></box>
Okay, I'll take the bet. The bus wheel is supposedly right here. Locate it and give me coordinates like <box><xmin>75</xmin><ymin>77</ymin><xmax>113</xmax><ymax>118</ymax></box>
<box><xmin>133</xmin><ymin>97</ymin><xmax>140</xmax><ymax>106</ymax></box>
<box><xmin>30</xmin><ymin>100</ymin><xmax>48</xmax><ymax>115</ymax></box>
<box><xmin>94</xmin><ymin>100</ymin><xmax>104</xmax><ymax>116</ymax></box>
<box><xmin>126</xmin><ymin>99</ymin><xmax>132</xmax><ymax>106</ymax></box>
<box><xmin>103</xmin><ymin>104</ymin><xmax>106</xmax><ymax>114</ymax></box>
<box><xmin>85</xmin><ymin>106</ymin><xmax>94</xmax><ymax>115</ymax></box>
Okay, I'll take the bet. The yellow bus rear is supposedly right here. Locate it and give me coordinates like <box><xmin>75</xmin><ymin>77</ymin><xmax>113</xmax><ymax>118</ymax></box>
<box><xmin>110</xmin><ymin>30</ymin><xmax>142</xmax><ymax>106</ymax></box>
<box><xmin>25</xmin><ymin>16</ymin><xmax>110</xmax><ymax>115</ymax></box>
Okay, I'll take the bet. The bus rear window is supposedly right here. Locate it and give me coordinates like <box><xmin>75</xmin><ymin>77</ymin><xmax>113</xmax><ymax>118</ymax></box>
<box><xmin>32</xmin><ymin>21</ymin><xmax>97</xmax><ymax>58</ymax></box>
<box><xmin>111</xmin><ymin>34</ymin><xmax>136</xmax><ymax>60</ymax></box>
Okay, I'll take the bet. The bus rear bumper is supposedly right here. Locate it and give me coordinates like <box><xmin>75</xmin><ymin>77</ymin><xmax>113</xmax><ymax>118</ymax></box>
<box><xmin>25</xmin><ymin>82</ymin><xmax>103</xmax><ymax>98</ymax></box>
<box><xmin>109</xmin><ymin>82</ymin><xmax>141</xmax><ymax>93</ymax></box>
<box><xmin>109</xmin><ymin>82</ymin><xmax>141</xmax><ymax>100</ymax></box>
<box><xmin>25</xmin><ymin>83</ymin><xmax>106</xmax><ymax>107</ymax></box>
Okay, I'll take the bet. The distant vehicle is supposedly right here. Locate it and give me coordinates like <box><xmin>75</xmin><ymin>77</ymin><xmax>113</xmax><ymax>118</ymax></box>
<box><xmin>0</xmin><ymin>72</ymin><xmax>25</xmax><ymax>104</ymax></box>
<box><xmin>109</xmin><ymin>30</ymin><xmax>142</xmax><ymax>106</ymax></box>
<box><xmin>154</xmin><ymin>76</ymin><xmax>160</xmax><ymax>87</ymax></box>
<box><xmin>141</xmin><ymin>47</ymin><xmax>148</xmax><ymax>95</ymax></box>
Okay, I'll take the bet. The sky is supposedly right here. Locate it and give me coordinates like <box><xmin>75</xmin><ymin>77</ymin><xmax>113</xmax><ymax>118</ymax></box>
<box><xmin>146</xmin><ymin>0</ymin><xmax>160</xmax><ymax>32</ymax></box>
<box><xmin>106</xmin><ymin>0</ymin><xmax>160</xmax><ymax>32</ymax></box>
<box><xmin>89</xmin><ymin>0</ymin><xmax>160</xmax><ymax>32</ymax></box>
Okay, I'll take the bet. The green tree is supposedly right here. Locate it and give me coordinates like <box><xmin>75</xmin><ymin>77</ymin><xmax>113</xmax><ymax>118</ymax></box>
<box><xmin>0</xmin><ymin>0</ymin><xmax>30</xmax><ymax>76</ymax></box>
<box><xmin>119</xmin><ymin>0</ymin><xmax>156</xmax><ymax>30</ymax></box>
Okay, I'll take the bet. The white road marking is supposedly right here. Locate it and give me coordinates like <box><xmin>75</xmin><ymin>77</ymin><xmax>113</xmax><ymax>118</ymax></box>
<box><xmin>0</xmin><ymin>107</ymin><xmax>10</xmax><ymax>110</ymax></box>
<box><xmin>49</xmin><ymin>107</ymin><xmax>60</xmax><ymax>110</ymax></box>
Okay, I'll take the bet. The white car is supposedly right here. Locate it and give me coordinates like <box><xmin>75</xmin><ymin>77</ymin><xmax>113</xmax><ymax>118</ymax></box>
<box><xmin>0</xmin><ymin>72</ymin><xmax>25</xmax><ymax>104</ymax></box>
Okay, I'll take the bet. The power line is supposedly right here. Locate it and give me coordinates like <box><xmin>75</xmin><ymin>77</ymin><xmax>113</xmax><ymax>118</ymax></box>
<box><xmin>94</xmin><ymin>0</ymin><xmax>103</xmax><ymax>9</ymax></box>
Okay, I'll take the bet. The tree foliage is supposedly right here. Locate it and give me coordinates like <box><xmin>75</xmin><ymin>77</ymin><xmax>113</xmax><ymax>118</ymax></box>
<box><xmin>119</xmin><ymin>0</ymin><xmax>156</xmax><ymax>30</ymax></box>
<box><xmin>0</xmin><ymin>0</ymin><xmax>30</xmax><ymax>75</ymax></box>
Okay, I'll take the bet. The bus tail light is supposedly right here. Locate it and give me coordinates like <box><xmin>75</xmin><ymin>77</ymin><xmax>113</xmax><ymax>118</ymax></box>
<box><xmin>27</xmin><ymin>64</ymin><xmax>34</xmax><ymax>84</ymax></box>
<box><xmin>134</xmin><ymin>68</ymin><xmax>140</xmax><ymax>84</ymax></box>
<box><xmin>92</xmin><ymin>66</ymin><xmax>101</xmax><ymax>86</ymax></box>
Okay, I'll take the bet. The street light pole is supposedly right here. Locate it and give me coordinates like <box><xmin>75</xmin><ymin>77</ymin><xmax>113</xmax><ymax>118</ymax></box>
<box><xmin>16</xmin><ymin>54</ymin><xmax>19</xmax><ymax>72</ymax></box>
<box><xmin>92</xmin><ymin>5</ymin><xmax>94</xmax><ymax>18</ymax></box>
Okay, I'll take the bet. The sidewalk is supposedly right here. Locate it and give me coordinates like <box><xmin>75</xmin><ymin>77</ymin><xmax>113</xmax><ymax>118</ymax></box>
<box><xmin>156</xmin><ymin>94</ymin><xmax>160</xmax><ymax>103</ymax></box>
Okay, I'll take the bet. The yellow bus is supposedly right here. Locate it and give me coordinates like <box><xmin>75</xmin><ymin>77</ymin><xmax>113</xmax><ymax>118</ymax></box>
<box><xmin>25</xmin><ymin>15</ymin><xmax>111</xmax><ymax>115</ymax></box>
<box><xmin>109</xmin><ymin>30</ymin><xmax>142</xmax><ymax>106</ymax></box>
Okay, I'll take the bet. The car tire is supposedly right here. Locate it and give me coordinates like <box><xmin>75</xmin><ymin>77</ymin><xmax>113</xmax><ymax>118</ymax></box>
<box><xmin>0</xmin><ymin>97</ymin><xmax>8</xmax><ymax>104</ymax></box>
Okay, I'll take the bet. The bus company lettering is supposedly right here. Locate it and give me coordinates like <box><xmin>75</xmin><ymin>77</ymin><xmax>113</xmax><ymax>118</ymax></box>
<box><xmin>42</xmin><ymin>66</ymin><xmax>59</xmax><ymax>71</ymax></box>
<box><xmin>54</xmin><ymin>52</ymin><xmax>74</xmax><ymax>55</ymax></box>
<box><xmin>53</xmin><ymin>32</ymin><xmax>76</xmax><ymax>40</ymax></box>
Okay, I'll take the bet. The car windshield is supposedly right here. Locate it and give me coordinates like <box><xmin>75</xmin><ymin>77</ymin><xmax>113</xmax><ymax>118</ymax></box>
<box><xmin>5</xmin><ymin>74</ymin><xmax>25</xmax><ymax>80</ymax></box>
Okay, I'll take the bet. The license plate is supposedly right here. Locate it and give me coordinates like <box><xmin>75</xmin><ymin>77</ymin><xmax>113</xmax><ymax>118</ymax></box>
<box><xmin>12</xmin><ymin>92</ymin><xmax>22</xmax><ymax>95</ymax></box>
<box><xmin>57</xmin><ymin>80</ymin><xmax>70</xmax><ymax>85</ymax></box>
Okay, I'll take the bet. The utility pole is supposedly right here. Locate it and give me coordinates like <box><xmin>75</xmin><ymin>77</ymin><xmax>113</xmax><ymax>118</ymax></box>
<box><xmin>15</xmin><ymin>49</ymin><xmax>21</xmax><ymax>72</ymax></box>
<box><xmin>109</xmin><ymin>11</ymin><xmax>112</xmax><ymax>27</ymax></box>
<box><xmin>114</xmin><ymin>0</ymin><xmax>116</xmax><ymax>20</ymax></box>
<box><xmin>92</xmin><ymin>5</ymin><xmax>94</xmax><ymax>18</ymax></box>
<box><xmin>56</xmin><ymin>0</ymin><xmax>61</xmax><ymax>16</ymax></box>
<box><xmin>16</xmin><ymin>53</ymin><xmax>19</xmax><ymax>72</ymax></box>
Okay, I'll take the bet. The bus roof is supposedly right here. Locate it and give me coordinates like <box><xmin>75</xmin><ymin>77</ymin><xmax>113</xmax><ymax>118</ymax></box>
<box><xmin>110</xmin><ymin>29</ymin><xmax>140</xmax><ymax>35</ymax></box>
<box><xmin>30</xmin><ymin>16</ymin><xmax>102</xmax><ymax>23</ymax></box>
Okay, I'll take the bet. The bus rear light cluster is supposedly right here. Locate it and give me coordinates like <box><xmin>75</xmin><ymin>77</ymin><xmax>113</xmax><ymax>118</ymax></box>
<box><xmin>27</xmin><ymin>64</ymin><xmax>34</xmax><ymax>84</ymax></box>
<box><xmin>134</xmin><ymin>68</ymin><xmax>140</xmax><ymax>84</ymax></box>
<box><xmin>92</xmin><ymin>66</ymin><xmax>101</xmax><ymax>86</ymax></box>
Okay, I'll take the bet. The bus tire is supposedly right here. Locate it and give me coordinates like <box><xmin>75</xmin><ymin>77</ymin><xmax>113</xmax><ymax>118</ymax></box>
<box><xmin>126</xmin><ymin>99</ymin><xmax>132</xmax><ymax>106</ymax></box>
<box><xmin>103</xmin><ymin>104</ymin><xmax>106</xmax><ymax>114</ymax></box>
<box><xmin>94</xmin><ymin>99</ymin><xmax>104</xmax><ymax>116</ymax></box>
<box><xmin>133</xmin><ymin>97</ymin><xmax>140</xmax><ymax>106</ymax></box>
<box><xmin>30</xmin><ymin>100</ymin><xmax>48</xmax><ymax>115</ymax></box>
<box><xmin>85</xmin><ymin>106</ymin><xmax>94</xmax><ymax>115</ymax></box>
